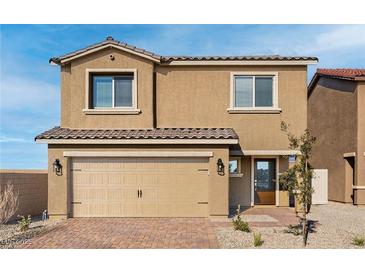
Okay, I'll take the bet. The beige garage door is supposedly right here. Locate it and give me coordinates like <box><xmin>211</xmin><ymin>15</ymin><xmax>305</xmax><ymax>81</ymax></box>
<box><xmin>71</xmin><ymin>157</ymin><xmax>209</xmax><ymax>217</ymax></box>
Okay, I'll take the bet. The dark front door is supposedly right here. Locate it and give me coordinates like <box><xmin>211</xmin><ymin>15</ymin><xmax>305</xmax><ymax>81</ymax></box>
<box><xmin>254</xmin><ymin>159</ymin><xmax>276</xmax><ymax>205</ymax></box>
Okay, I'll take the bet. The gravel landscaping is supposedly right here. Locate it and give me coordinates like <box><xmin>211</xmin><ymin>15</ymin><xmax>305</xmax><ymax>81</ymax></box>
<box><xmin>0</xmin><ymin>216</ymin><xmax>61</xmax><ymax>249</ymax></box>
<box><xmin>216</xmin><ymin>202</ymin><xmax>365</xmax><ymax>249</ymax></box>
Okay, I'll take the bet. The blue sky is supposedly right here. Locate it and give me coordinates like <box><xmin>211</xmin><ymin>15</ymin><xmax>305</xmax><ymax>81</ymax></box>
<box><xmin>1</xmin><ymin>24</ymin><xmax>365</xmax><ymax>169</ymax></box>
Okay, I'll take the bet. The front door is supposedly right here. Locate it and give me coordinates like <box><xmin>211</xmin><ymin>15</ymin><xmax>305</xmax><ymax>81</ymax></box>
<box><xmin>254</xmin><ymin>159</ymin><xmax>276</xmax><ymax>205</ymax></box>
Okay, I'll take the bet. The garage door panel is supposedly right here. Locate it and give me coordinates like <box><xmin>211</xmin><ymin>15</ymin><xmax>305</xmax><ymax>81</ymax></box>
<box><xmin>71</xmin><ymin>157</ymin><xmax>209</xmax><ymax>217</ymax></box>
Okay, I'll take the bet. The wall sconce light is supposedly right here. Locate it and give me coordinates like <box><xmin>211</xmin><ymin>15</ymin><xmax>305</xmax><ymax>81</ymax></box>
<box><xmin>217</xmin><ymin>158</ymin><xmax>225</xmax><ymax>175</ymax></box>
<box><xmin>52</xmin><ymin>159</ymin><xmax>62</xmax><ymax>176</ymax></box>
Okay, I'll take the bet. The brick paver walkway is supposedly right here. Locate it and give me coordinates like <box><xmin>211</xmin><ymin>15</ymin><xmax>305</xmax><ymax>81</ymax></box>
<box><xmin>18</xmin><ymin>218</ymin><xmax>218</xmax><ymax>249</ymax></box>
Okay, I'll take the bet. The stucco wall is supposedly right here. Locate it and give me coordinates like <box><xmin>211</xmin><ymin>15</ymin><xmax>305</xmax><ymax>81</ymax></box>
<box><xmin>355</xmin><ymin>82</ymin><xmax>365</xmax><ymax>204</ymax></box>
<box><xmin>47</xmin><ymin>144</ymin><xmax>229</xmax><ymax>219</ymax></box>
<box><xmin>229</xmin><ymin>157</ymin><xmax>251</xmax><ymax>208</ymax></box>
<box><xmin>308</xmin><ymin>77</ymin><xmax>357</xmax><ymax>203</ymax></box>
<box><xmin>156</xmin><ymin>65</ymin><xmax>308</xmax><ymax>150</ymax></box>
<box><xmin>60</xmin><ymin>48</ymin><xmax>154</xmax><ymax>128</ymax></box>
<box><xmin>0</xmin><ymin>170</ymin><xmax>48</xmax><ymax>220</ymax></box>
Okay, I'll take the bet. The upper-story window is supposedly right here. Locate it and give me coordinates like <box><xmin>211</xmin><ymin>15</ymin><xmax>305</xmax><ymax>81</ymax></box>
<box><xmin>84</xmin><ymin>69</ymin><xmax>140</xmax><ymax>114</ymax></box>
<box><xmin>93</xmin><ymin>75</ymin><xmax>133</xmax><ymax>108</ymax></box>
<box><xmin>229</xmin><ymin>72</ymin><xmax>279</xmax><ymax>113</ymax></box>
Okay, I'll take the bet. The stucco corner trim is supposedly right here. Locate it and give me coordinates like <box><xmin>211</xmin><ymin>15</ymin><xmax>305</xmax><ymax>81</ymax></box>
<box><xmin>238</xmin><ymin>150</ymin><xmax>301</xmax><ymax>156</ymax></box>
<box><xmin>63</xmin><ymin>151</ymin><xmax>214</xmax><ymax>158</ymax></box>
<box><xmin>343</xmin><ymin>152</ymin><xmax>356</xmax><ymax>158</ymax></box>
<box><xmin>82</xmin><ymin>109</ymin><xmax>141</xmax><ymax>115</ymax></box>
<box><xmin>353</xmin><ymin>185</ymin><xmax>365</xmax><ymax>190</ymax></box>
<box><xmin>227</xmin><ymin>108</ymin><xmax>282</xmax><ymax>114</ymax></box>
<box><xmin>229</xmin><ymin>173</ymin><xmax>243</xmax><ymax>178</ymax></box>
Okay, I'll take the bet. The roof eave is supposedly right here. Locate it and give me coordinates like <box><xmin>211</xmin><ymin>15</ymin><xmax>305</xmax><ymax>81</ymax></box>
<box><xmin>50</xmin><ymin>42</ymin><xmax>161</xmax><ymax>66</ymax></box>
<box><xmin>35</xmin><ymin>138</ymin><xmax>239</xmax><ymax>145</ymax></box>
<box><xmin>160</xmin><ymin>59</ymin><xmax>318</xmax><ymax>66</ymax></box>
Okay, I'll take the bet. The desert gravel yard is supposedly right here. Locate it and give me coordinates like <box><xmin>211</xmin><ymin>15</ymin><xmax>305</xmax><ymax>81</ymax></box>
<box><xmin>0</xmin><ymin>217</ymin><xmax>61</xmax><ymax>249</ymax></box>
<box><xmin>216</xmin><ymin>202</ymin><xmax>365</xmax><ymax>249</ymax></box>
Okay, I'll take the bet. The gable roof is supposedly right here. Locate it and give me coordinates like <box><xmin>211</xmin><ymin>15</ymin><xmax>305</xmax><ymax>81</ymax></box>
<box><xmin>308</xmin><ymin>68</ymin><xmax>365</xmax><ymax>93</ymax></box>
<box><xmin>50</xmin><ymin>36</ymin><xmax>318</xmax><ymax>65</ymax></box>
<box><xmin>49</xmin><ymin>36</ymin><xmax>161</xmax><ymax>64</ymax></box>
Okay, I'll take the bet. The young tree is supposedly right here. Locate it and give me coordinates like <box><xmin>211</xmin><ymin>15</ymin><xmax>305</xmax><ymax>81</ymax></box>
<box><xmin>279</xmin><ymin>121</ymin><xmax>316</xmax><ymax>246</ymax></box>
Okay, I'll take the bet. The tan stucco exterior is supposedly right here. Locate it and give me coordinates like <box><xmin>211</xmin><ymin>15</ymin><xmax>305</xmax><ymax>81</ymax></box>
<box><xmin>43</xmin><ymin>44</ymin><xmax>312</xmax><ymax>218</ymax></box>
<box><xmin>308</xmin><ymin>77</ymin><xmax>365</xmax><ymax>205</ymax></box>
<box><xmin>156</xmin><ymin>65</ymin><xmax>308</xmax><ymax>150</ymax></box>
<box><xmin>60</xmin><ymin>48</ymin><xmax>154</xmax><ymax>129</ymax></box>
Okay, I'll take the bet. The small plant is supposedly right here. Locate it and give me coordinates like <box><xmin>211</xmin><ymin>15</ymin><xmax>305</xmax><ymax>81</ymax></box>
<box><xmin>0</xmin><ymin>181</ymin><xmax>19</xmax><ymax>224</ymax></box>
<box><xmin>352</xmin><ymin>235</ymin><xmax>365</xmax><ymax>247</ymax></box>
<box><xmin>17</xmin><ymin>215</ymin><xmax>32</xmax><ymax>231</ymax></box>
<box><xmin>232</xmin><ymin>215</ymin><xmax>251</xmax><ymax>232</ymax></box>
<box><xmin>253</xmin><ymin>233</ymin><xmax>264</xmax><ymax>247</ymax></box>
<box><xmin>284</xmin><ymin>224</ymin><xmax>302</xmax><ymax>236</ymax></box>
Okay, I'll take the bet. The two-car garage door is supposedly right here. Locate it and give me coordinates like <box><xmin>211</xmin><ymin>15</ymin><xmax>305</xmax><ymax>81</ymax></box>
<box><xmin>71</xmin><ymin>157</ymin><xmax>209</xmax><ymax>217</ymax></box>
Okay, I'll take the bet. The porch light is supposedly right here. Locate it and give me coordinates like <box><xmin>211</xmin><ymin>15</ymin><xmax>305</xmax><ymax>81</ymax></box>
<box><xmin>52</xmin><ymin>159</ymin><xmax>62</xmax><ymax>175</ymax></box>
<box><xmin>217</xmin><ymin>158</ymin><xmax>225</xmax><ymax>175</ymax></box>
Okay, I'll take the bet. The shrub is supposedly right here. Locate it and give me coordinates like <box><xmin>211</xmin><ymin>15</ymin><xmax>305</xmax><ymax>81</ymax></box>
<box><xmin>17</xmin><ymin>215</ymin><xmax>32</xmax><ymax>231</ymax></box>
<box><xmin>253</xmin><ymin>233</ymin><xmax>264</xmax><ymax>247</ymax></box>
<box><xmin>352</xmin><ymin>235</ymin><xmax>365</xmax><ymax>247</ymax></box>
<box><xmin>0</xmin><ymin>181</ymin><xmax>19</xmax><ymax>224</ymax></box>
<box><xmin>232</xmin><ymin>215</ymin><xmax>251</xmax><ymax>232</ymax></box>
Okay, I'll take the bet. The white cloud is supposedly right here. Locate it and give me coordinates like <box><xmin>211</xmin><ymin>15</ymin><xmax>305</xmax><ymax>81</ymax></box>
<box><xmin>295</xmin><ymin>25</ymin><xmax>365</xmax><ymax>55</ymax></box>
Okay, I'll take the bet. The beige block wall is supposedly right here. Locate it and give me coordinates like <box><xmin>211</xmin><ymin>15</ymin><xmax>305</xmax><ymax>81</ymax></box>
<box><xmin>0</xmin><ymin>170</ymin><xmax>48</xmax><ymax>220</ymax></box>
<box><xmin>48</xmin><ymin>144</ymin><xmax>230</xmax><ymax>219</ymax></box>
<box><xmin>308</xmin><ymin>78</ymin><xmax>357</xmax><ymax>203</ymax></box>
<box><xmin>156</xmin><ymin>65</ymin><xmax>308</xmax><ymax>150</ymax></box>
<box><xmin>61</xmin><ymin>47</ymin><xmax>154</xmax><ymax>129</ymax></box>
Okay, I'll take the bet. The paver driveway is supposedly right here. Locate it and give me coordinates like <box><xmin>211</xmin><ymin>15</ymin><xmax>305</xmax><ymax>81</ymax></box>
<box><xmin>18</xmin><ymin>218</ymin><xmax>218</xmax><ymax>249</ymax></box>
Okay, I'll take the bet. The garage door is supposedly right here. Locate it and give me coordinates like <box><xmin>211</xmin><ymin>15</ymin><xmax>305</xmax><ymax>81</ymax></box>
<box><xmin>70</xmin><ymin>157</ymin><xmax>209</xmax><ymax>217</ymax></box>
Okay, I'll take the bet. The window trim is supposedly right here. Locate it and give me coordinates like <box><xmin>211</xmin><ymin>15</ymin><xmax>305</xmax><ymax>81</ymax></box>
<box><xmin>228</xmin><ymin>71</ymin><xmax>279</xmax><ymax>113</ymax></box>
<box><xmin>84</xmin><ymin>68</ymin><xmax>140</xmax><ymax>114</ymax></box>
<box><xmin>229</xmin><ymin>157</ymin><xmax>243</xmax><ymax>177</ymax></box>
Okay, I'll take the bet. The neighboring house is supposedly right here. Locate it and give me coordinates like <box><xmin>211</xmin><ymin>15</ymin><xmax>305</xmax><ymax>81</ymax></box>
<box><xmin>308</xmin><ymin>69</ymin><xmax>365</xmax><ymax>205</ymax></box>
<box><xmin>35</xmin><ymin>36</ymin><xmax>317</xmax><ymax>219</ymax></box>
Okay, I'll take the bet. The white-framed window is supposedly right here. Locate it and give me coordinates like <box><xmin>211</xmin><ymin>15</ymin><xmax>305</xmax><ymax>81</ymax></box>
<box><xmin>92</xmin><ymin>75</ymin><xmax>134</xmax><ymax>108</ymax></box>
<box><xmin>229</xmin><ymin>72</ymin><xmax>279</xmax><ymax>112</ymax></box>
<box><xmin>229</xmin><ymin>157</ymin><xmax>242</xmax><ymax>176</ymax></box>
<box><xmin>84</xmin><ymin>68</ymin><xmax>140</xmax><ymax>114</ymax></box>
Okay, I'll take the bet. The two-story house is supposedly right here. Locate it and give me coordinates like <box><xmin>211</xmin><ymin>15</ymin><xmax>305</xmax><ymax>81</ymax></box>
<box><xmin>308</xmin><ymin>69</ymin><xmax>365</xmax><ymax>205</ymax></box>
<box><xmin>35</xmin><ymin>37</ymin><xmax>317</xmax><ymax>219</ymax></box>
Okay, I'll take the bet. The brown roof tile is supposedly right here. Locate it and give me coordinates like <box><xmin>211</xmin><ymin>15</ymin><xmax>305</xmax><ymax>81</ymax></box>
<box><xmin>35</xmin><ymin>127</ymin><xmax>239</xmax><ymax>140</ymax></box>
<box><xmin>316</xmin><ymin>68</ymin><xmax>365</xmax><ymax>80</ymax></box>
<box><xmin>308</xmin><ymin>68</ymin><xmax>365</xmax><ymax>93</ymax></box>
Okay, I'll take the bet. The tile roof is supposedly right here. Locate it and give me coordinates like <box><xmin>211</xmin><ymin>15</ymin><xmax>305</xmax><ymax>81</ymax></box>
<box><xmin>35</xmin><ymin>127</ymin><xmax>239</xmax><ymax>140</ymax></box>
<box><xmin>50</xmin><ymin>36</ymin><xmax>318</xmax><ymax>64</ymax></box>
<box><xmin>316</xmin><ymin>68</ymin><xmax>365</xmax><ymax>80</ymax></box>
<box><xmin>49</xmin><ymin>36</ymin><xmax>161</xmax><ymax>64</ymax></box>
<box><xmin>308</xmin><ymin>68</ymin><xmax>365</xmax><ymax>93</ymax></box>
<box><xmin>161</xmin><ymin>55</ymin><xmax>318</xmax><ymax>62</ymax></box>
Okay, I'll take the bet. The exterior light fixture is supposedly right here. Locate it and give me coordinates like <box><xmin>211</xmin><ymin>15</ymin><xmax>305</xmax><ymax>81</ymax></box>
<box><xmin>52</xmin><ymin>159</ymin><xmax>62</xmax><ymax>175</ymax></box>
<box><xmin>217</xmin><ymin>158</ymin><xmax>225</xmax><ymax>175</ymax></box>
